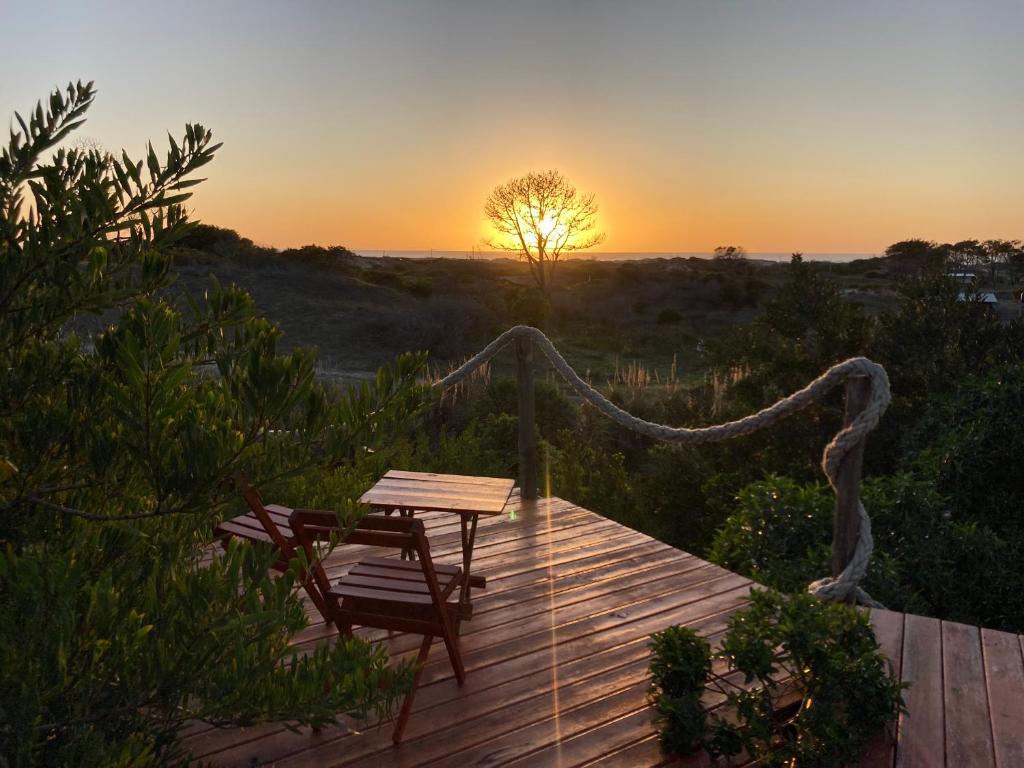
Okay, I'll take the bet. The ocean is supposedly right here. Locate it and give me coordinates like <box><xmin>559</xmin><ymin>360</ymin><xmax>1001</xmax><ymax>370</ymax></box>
<box><xmin>353</xmin><ymin>250</ymin><xmax>880</xmax><ymax>264</ymax></box>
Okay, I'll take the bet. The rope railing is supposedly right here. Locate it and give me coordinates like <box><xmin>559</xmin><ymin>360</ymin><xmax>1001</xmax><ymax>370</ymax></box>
<box><xmin>436</xmin><ymin>325</ymin><xmax>891</xmax><ymax>607</ymax></box>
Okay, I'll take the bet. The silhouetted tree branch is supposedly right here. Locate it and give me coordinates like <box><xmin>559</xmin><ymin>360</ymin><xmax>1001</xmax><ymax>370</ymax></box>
<box><xmin>483</xmin><ymin>169</ymin><xmax>604</xmax><ymax>296</ymax></box>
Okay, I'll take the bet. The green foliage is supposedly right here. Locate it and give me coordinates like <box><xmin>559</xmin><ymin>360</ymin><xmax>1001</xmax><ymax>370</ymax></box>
<box><xmin>0</xmin><ymin>83</ymin><xmax>424</xmax><ymax>765</ymax></box>
<box><xmin>648</xmin><ymin>626</ymin><xmax>711</xmax><ymax>755</ymax></box>
<box><xmin>399</xmin><ymin>275</ymin><xmax>433</xmax><ymax>298</ymax></box>
<box><xmin>709</xmin><ymin>474</ymin><xmax>1024</xmax><ymax>630</ymax></box>
<box><xmin>615</xmin><ymin>262</ymin><xmax>641</xmax><ymax>285</ymax></box>
<box><xmin>649</xmin><ymin>591</ymin><xmax>905</xmax><ymax>766</ymax></box>
<box><xmin>461</xmin><ymin>378</ymin><xmax>576</xmax><ymax>442</ymax></box>
<box><xmin>503</xmin><ymin>284</ymin><xmax>551</xmax><ymax>327</ymax></box>
<box><xmin>718</xmin><ymin>273</ymin><xmax>766</xmax><ymax>308</ymax></box>
<box><xmin>636</xmin><ymin>444</ymin><xmax>743</xmax><ymax>552</ymax></box>
<box><xmin>911</xmin><ymin>361</ymin><xmax>1024</xmax><ymax>527</ymax></box>
<box><xmin>0</xmin><ymin>534</ymin><xmax>403</xmax><ymax>766</ymax></box>
<box><xmin>707</xmin><ymin>475</ymin><xmax>834</xmax><ymax>594</ymax></box>
<box><xmin>544</xmin><ymin>431</ymin><xmax>638</xmax><ymax>527</ymax></box>
<box><xmin>727</xmin><ymin>254</ymin><xmax>874</xmax><ymax>390</ymax></box>
<box><xmin>430</xmin><ymin>415</ymin><xmax>519</xmax><ymax>478</ymax></box>
<box><xmin>884</xmin><ymin>239</ymin><xmax>947</xmax><ymax>277</ymax></box>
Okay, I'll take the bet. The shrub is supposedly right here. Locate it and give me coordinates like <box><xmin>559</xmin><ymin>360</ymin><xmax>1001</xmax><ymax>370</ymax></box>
<box><xmin>431</xmin><ymin>415</ymin><xmax>519</xmax><ymax>478</ymax></box>
<box><xmin>649</xmin><ymin>590</ymin><xmax>905</xmax><ymax>765</ymax></box>
<box><xmin>545</xmin><ymin>431</ymin><xmax>638</xmax><ymax>528</ymax></box>
<box><xmin>503</xmin><ymin>285</ymin><xmax>551</xmax><ymax>328</ymax></box>
<box><xmin>174</xmin><ymin>224</ymin><xmax>274</xmax><ymax>263</ymax></box>
<box><xmin>467</xmin><ymin>378</ymin><xmax>577</xmax><ymax>442</ymax></box>
<box><xmin>400</xmin><ymin>276</ymin><xmax>433</xmax><ymax>298</ymax></box>
<box><xmin>707</xmin><ymin>475</ymin><xmax>833</xmax><ymax>593</ymax></box>
<box><xmin>281</xmin><ymin>243</ymin><xmax>358</xmax><ymax>270</ymax></box>
<box><xmin>648</xmin><ymin>626</ymin><xmax>711</xmax><ymax>755</ymax></box>
<box><xmin>708</xmin><ymin>473</ymin><xmax>1024</xmax><ymax>631</ymax></box>
<box><xmin>615</xmin><ymin>262</ymin><xmax>641</xmax><ymax>285</ymax></box>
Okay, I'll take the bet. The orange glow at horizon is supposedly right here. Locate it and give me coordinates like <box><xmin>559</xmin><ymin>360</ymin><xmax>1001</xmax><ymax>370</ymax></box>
<box><xmin>182</xmin><ymin>102</ymin><xmax>1024</xmax><ymax>257</ymax></box>
<box><xmin>188</xmin><ymin>153</ymin><xmax>1024</xmax><ymax>257</ymax></box>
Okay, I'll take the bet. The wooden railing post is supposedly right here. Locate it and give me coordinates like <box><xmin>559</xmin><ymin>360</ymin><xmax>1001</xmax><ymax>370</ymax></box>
<box><xmin>516</xmin><ymin>337</ymin><xmax>538</xmax><ymax>500</ymax></box>
<box><xmin>832</xmin><ymin>375</ymin><xmax>871</xmax><ymax>594</ymax></box>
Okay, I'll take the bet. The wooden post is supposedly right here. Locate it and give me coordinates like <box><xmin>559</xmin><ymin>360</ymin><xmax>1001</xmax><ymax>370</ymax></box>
<box><xmin>832</xmin><ymin>375</ymin><xmax>871</xmax><ymax>591</ymax></box>
<box><xmin>516</xmin><ymin>337</ymin><xmax>538</xmax><ymax>501</ymax></box>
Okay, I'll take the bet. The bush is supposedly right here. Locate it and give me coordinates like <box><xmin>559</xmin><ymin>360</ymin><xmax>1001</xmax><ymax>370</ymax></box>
<box><xmin>615</xmin><ymin>262</ymin><xmax>641</xmax><ymax>285</ymax></box>
<box><xmin>281</xmin><ymin>243</ymin><xmax>358</xmax><ymax>270</ymax></box>
<box><xmin>649</xmin><ymin>590</ymin><xmax>905</xmax><ymax>765</ymax></box>
<box><xmin>648</xmin><ymin>626</ymin><xmax>712</xmax><ymax>755</ymax></box>
<box><xmin>470</xmin><ymin>378</ymin><xmax>577</xmax><ymax>442</ymax></box>
<box><xmin>545</xmin><ymin>431</ymin><xmax>638</xmax><ymax>527</ymax></box>
<box><xmin>431</xmin><ymin>415</ymin><xmax>519</xmax><ymax>478</ymax></box>
<box><xmin>174</xmin><ymin>223</ymin><xmax>274</xmax><ymax>263</ymax></box>
<box><xmin>400</xmin><ymin>276</ymin><xmax>433</xmax><ymax>298</ymax></box>
<box><xmin>707</xmin><ymin>475</ymin><xmax>833</xmax><ymax>593</ymax></box>
<box><xmin>708</xmin><ymin>473</ymin><xmax>1024</xmax><ymax>631</ymax></box>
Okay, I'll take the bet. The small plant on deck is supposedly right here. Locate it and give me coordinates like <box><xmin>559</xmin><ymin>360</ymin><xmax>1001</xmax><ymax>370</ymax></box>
<box><xmin>649</xmin><ymin>590</ymin><xmax>906</xmax><ymax>766</ymax></box>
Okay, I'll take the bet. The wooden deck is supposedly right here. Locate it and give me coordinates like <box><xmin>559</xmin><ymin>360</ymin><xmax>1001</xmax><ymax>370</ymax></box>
<box><xmin>186</xmin><ymin>496</ymin><xmax>1024</xmax><ymax>767</ymax></box>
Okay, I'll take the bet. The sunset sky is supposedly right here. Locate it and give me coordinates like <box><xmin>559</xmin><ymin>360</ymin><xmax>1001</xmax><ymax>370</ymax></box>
<box><xmin>3</xmin><ymin>1</ymin><xmax>1022</xmax><ymax>254</ymax></box>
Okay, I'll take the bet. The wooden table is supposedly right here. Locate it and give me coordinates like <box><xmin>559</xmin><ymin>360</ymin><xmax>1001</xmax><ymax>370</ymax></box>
<box><xmin>359</xmin><ymin>470</ymin><xmax>515</xmax><ymax>618</ymax></box>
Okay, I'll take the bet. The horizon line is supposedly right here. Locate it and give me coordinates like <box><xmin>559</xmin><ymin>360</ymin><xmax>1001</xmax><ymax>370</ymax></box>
<box><xmin>347</xmin><ymin>248</ymin><xmax>884</xmax><ymax>256</ymax></box>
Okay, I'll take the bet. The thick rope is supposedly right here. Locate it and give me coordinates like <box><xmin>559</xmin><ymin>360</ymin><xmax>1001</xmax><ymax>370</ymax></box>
<box><xmin>438</xmin><ymin>326</ymin><xmax>890</xmax><ymax>607</ymax></box>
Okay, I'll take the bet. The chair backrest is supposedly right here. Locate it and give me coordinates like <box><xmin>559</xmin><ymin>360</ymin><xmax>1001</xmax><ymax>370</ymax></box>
<box><xmin>288</xmin><ymin>511</ymin><xmax>446</xmax><ymax>613</ymax></box>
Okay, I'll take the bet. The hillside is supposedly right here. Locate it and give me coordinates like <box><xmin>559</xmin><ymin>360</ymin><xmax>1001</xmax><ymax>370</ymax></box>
<box><xmin>165</xmin><ymin>226</ymin><xmax>913</xmax><ymax>385</ymax></box>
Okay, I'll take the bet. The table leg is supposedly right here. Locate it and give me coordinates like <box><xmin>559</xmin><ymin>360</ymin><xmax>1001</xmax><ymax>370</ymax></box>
<box><xmin>458</xmin><ymin>514</ymin><xmax>480</xmax><ymax>619</ymax></box>
<box><xmin>376</xmin><ymin>506</ymin><xmax>418</xmax><ymax>560</ymax></box>
<box><xmin>400</xmin><ymin>508</ymin><xmax>416</xmax><ymax>561</ymax></box>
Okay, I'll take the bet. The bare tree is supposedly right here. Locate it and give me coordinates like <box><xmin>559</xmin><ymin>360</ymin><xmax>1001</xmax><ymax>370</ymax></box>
<box><xmin>484</xmin><ymin>170</ymin><xmax>604</xmax><ymax>296</ymax></box>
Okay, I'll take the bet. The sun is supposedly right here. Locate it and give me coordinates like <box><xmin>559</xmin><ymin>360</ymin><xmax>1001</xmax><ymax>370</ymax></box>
<box><xmin>518</xmin><ymin>208</ymin><xmax>570</xmax><ymax>251</ymax></box>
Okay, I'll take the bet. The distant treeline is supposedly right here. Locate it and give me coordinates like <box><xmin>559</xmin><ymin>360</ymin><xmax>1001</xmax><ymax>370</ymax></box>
<box><xmin>179</xmin><ymin>226</ymin><xmax>1024</xmax><ymax>285</ymax></box>
<box><xmin>884</xmin><ymin>238</ymin><xmax>1024</xmax><ymax>283</ymax></box>
<box><xmin>176</xmin><ymin>224</ymin><xmax>360</xmax><ymax>270</ymax></box>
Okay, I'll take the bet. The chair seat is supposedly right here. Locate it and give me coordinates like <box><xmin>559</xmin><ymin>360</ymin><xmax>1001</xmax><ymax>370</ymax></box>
<box><xmin>214</xmin><ymin>504</ymin><xmax>295</xmax><ymax>545</ymax></box>
<box><xmin>331</xmin><ymin>557</ymin><xmax>462</xmax><ymax>606</ymax></box>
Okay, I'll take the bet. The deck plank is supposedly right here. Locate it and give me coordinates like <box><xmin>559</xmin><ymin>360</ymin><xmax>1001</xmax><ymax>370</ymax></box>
<box><xmin>943</xmin><ymin>621</ymin><xmax>994</xmax><ymax>768</ymax></box>
<box><xmin>896</xmin><ymin>614</ymin><xmax>945</xmax><ymax>768</ymax></box>
<box><xmin>856</xmin><ymin>608</ymin><xmax>906</xmax><ymax>768</ymax></box>
<box><xmin>579</xmin><ymin>735</ymin><xmax>678</xmax><ymax>767</ymax></box>
<box><xmin>983</xmin><ymin>628</ymin><xmax>1024</xmax><ymax>767</ymax></box>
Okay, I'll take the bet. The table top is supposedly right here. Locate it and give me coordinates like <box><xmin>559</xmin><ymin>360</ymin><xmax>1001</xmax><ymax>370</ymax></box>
<box><xmin>359</xmin><ymin>470</ymin><xmax>515</xmax><ymax>516</ymax></box>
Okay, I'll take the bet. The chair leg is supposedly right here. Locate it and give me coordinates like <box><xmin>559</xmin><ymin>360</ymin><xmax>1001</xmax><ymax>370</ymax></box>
<box><xmin>440</xmin><ymin>620</ymin><xmax>466</xmax><ymax>685</ymax></box>
<box><xmin>394</xmin><ymin>634</ymin><xmax>432</xmax><ymax>744</ymax></box>
<box><xmin>334</xmin><ymin>614</ymin><xmax>354</xmax><ymax>638</ymax></box>
<box><xmin>305</xmin><ymin>585</ymin><xmax>330</xmax><ymax>624</ymax></box>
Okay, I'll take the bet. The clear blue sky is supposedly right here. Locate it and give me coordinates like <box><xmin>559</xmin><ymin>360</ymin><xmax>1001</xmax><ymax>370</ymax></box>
<box><xmin>3</xmin><ymin>0</ymin><xmax>1022</xmax><ymax>252</ymax></box>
